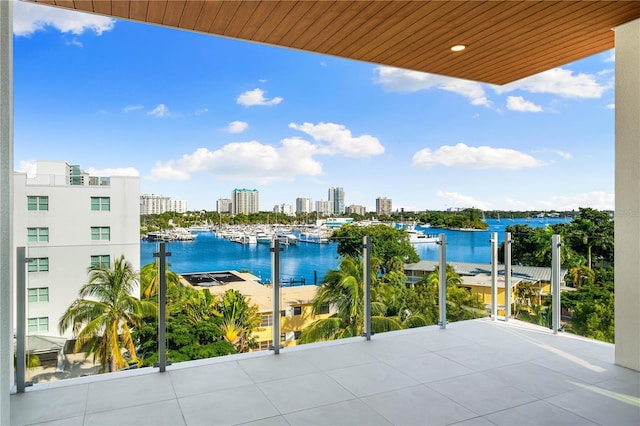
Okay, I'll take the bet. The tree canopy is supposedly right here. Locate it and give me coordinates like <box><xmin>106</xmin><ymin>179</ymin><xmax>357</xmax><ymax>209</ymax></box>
<box><xmin>59</xmin><ymin>256</ymin><xmax>156</xmax><ymax>372</ymax></box>
<box><xmin>329</xmin><ymin>224</ymin><xmax>420</xmax><ymax>269</ymax></box>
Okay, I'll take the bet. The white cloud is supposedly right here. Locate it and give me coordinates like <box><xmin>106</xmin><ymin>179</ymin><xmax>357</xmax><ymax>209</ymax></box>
<box><xmin>538</xmin><ymin>192</ymin><xmax>614</xmax><ymax>211</ymax></box>
<box><xmin>412</xmin><ymin>143</ymin><xmax>544</xmax><ymax>170</ymax></box>
<box><xmin>13</xmin><ymin>1</ymin><xmax>116</xmax><ymax>36</ymax></box>
<box><xmin>16</xmin><ymin>160</ymin><xmax>37</xmax><ymax>177</ymax></box>
<box><xmin>552</xmin><ymin>150</ymin><xmax>572</xmax><ymax>160</ymax></box>
<box><xmin>504</xmin><ymin>197</ymin><xmax>529</xmax><ymax>209</ymax></box>
<box><xmin>147</xmin><ymin>104</ymin><xmax>171</xmax><ymax>118</ymax></box>
<box><xmin>65</xmin><ymin>38</ymin><xmax>83</xmax><ymax>48</ymax></box>
<box><xmin>195</xmin><ymin>108</ymin><xmax>209</xmax><ymax>116</ymax></box>
<box><xmin>147</xmin><ymin>139</ymin><xmax>323</xmax><ymax>183</ymax></box>
<box><xmin>494</xmin><ymin>67</ymin><xmax>607</xmax><ymax>99</ymax></box>
<box><xmin>147</xmin><ymin>161</ymin><xmax>191</xmax><ymax>181</ymax></box>
<box><xmin>374</xmin><ymin>66</ymin><xmax>491</xmax><ymax>107</ymax></box>
<box><xmin>506</xmin><ymin>96</ymin><xmax>543</xmax><ymax>112</ymax></box>
<box><xmin>532</xmin><ymin>148</ymin><xmax>573</xmax><ymax>160</ymax></box>
<box><xmin>289</xmin><ymin>122</ymin><xmax>385</xmax><ymax>157</ymax></box>
<box><xmin>436</xmin><ymin>191</ymin><xmax>491</xmax><ymax>210</ymax></box>
<box><xmin>222</xmin><ymin>121</ymin><xmax>249</xmax><ymax>134</ymax></box>
<box><xmin>236</xmin><ymin>88</ymin><xmax>283</xmax><ymax>107</ymax></box>
<box><xmin>603</xmin><ymin>50</ymin><xmax>615</xmax><ymax>63</ymax></box>
<box><xmin>87</xmin><ymin>166</ymin><xmax>139</xmax><ymax>177</ymax></box>
<box><xmin>606</xmin><ymin>103</ymin><xmax>615</xmax><ymax>110</ymax></box>
<box><xmin>149</xmin><ymin>122</ymin><xmax>384</xmax><ymax>182</ymax></box>
<box><xmin>123</xmin><ymin>105</ymin><xmax>144</xmax><ymax>113</ymax></box>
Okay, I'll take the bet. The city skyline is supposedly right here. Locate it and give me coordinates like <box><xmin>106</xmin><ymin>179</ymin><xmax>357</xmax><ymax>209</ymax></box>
<box><xmin>14</xmin><ymin>2</ymin><xmax>615</xmax><ymax>212</ymax></box>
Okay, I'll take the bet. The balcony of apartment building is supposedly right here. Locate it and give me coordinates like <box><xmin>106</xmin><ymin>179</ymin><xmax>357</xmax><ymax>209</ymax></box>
<box><xmin>8</xmin><ymin>316</ymin><xmax>639</xmax><ymax>425</ymax></box>
<box><xmin>8</xmin><ymin>235</ymin><xmax>640</xmax><ymax>426</ymax></box>
<box><xmin>2</xmin><ymin>2</ymin><xmax>640</xmax><ymax>425</ymax></box>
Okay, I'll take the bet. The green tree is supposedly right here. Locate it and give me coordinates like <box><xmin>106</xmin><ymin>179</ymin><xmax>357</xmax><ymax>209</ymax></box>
<box><xmin>300</xmin><ymin>256</ymin><xmax>403</xmax><ymax>343</ymax></box>
<box><xmin>59</xmin><ymin>256</ymin><xmax>156</xmax><ymax>372</ymax></box>
<box><xmin>403</xmin><ymin>276</ymin><xmax>439</xmax><ymax>327</ymax></box>
<box><xmin>215</xmin><ymin>289</ymin><xmax>262</xmax><ymax>352</ymax></box>
<box><xmin>139</xmin><ymin>260</ymin><xmax>182</xmax><ymax>299</ymax></box>
<box><xmin>561</xmin><ymin>269</ymin><xmax>614</xmax><ymax>342</ymax></box>
<box><xmin>134</xmin><ymin>286</ymin><xmax>235</xmax><ymax>365</ymax></box>
<box><xmin>566</xmin><ymin>208</ymin><xmax>614</xmax><ymax>268</ymax></box>
<box><xmin>566</xmin><ymin>266</ymin><xmax>595</xmax><ymax>288</ymax></box>
<box><xmin>426</xmin><ymin>265</ymin><xmax>486</xmax><ymax>322</ymax></box>
<box><xmin>329</xmin><ymin>224</ymin><xmax>419</xmax><ymax>271</ymax></box>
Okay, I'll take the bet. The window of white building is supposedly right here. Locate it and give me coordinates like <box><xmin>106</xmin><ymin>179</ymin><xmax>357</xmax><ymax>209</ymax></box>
<box><xmin>91</xmin><ymin>226</ymin><xmax>110</xmax><ymax>241</ymax></box>
<box><xmin>28</xmin><ymin>288</ymin><xmax>49</xmax><ymax>303</ymax></box>
<box><xmin>91</xmin><ymin>196</ymin><xmax>110</xmax><ymax>211</ymax></box>
<box><xmin>27</xmin><ymin>227</ymin><xmax>49</xmax><ymax>243</ymax></box>
<box><xmin>27</xmin><ymin>196</ymin><xmax>49</xmax><ymax>211</ymax></box>
<box><xmin>28</xmin><ymin>257</ymin><xmax>49</xmax><ymax>272</ymax></box>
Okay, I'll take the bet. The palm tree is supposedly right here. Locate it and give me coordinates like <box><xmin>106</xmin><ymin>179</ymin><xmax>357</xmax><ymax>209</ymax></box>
<box><xmin>139</xmin><ymin>259</ymin><xmax>181</xmax><ymax>299</ymax></box>
<box><xmin>426</xmin><ymin>265</ymin><xmax>485</xmax><ymax>322</ymax></box>
<box><xmin>567</xmin><ymin>266</ymin><xmax>595</xmax><ymax>288</ymax></box>
<box><xmin>300</xmin><ymin>256</ymin><xmax>403</xmax><ymax>343</ymax></box>
<box><xmin>215</xmin><ymin>289</ymin><xmax>261</xmax><ymax>352</ymax></box>
<box><xmin>59</xmin><ymin>255</ymin><xmax>157</xmax><ymax>372</ymax></box>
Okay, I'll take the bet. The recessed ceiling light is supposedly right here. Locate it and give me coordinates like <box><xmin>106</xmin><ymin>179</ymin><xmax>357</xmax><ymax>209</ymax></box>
<box><xmin>451</xmin><ymin>44</ymin><xmax>467</xmax><ymax>52</ymax></box>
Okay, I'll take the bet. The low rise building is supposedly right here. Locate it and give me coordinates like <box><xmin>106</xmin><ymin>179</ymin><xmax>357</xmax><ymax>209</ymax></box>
<box><xmin>181</xmin><ymin>271</ymin><xmax>332</xmax><ymax>350</ymax></box>
<box><xmin>404</xmin><ymin>260</ymin><xmax>569</xmax><ymax>314</ymax></box>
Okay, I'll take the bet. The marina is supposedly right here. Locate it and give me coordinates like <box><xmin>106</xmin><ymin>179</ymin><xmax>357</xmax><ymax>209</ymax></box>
<box><xmin>140</xmin><ymin>218</ymin><xmax>570</xmax><ymax>285</ymax></box>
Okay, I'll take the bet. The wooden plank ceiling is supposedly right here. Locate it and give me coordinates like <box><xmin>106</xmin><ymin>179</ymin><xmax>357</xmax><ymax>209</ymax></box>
<box><xmin>27</xmin><ymin>0</ymin><xmax>640</xmax><ymax>85</ymax></box>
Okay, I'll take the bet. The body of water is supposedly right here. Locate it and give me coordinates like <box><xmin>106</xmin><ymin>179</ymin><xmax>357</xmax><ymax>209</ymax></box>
<box><xmin>140</xmin><ymin>217</ymin><xmax>571</xmax><ymax>283</ymax></box>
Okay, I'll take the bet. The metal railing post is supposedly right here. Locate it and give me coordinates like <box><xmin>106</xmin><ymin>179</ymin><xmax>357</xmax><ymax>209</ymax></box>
<box><xmin>551</xmin><ymin>234</ymin><xmax>562</xmax><ymax>334</ymax></box>
<box><xmin>271</xmin><ymin>239</ymin><xmax>282</xmax><ymax>354</ymax></box>
<box><xmin>16</xmin><ymin>247</ymin><xmax>26</xmax><ymax>392</ymax></box>
<box><xmin>153</xmin><ymin>242</ymin><xmax>171</xmax><ymax>372</ymax></box>
<box><xmin>491</xmin><ymin>232</ymin><xmax>498</xmax><ymax>320</ymax></box>
<box><xmin>504</xmin><ymin>232</ymin><xmax>512</xmax><ymax>322</ymax></box>
<box><xmin>362</xmin><ymin>236</ymin><xmax>372</xmax><ymax>340</ymax></box>
<box><xmin>438</xmin><ymin>234</ymin><xmax>447</xmax><ymax>329</ymax></box>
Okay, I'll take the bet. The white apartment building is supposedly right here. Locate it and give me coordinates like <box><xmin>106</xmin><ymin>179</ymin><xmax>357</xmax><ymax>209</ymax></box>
<box><xmin>169</xmin><ymin>199</ymin><xmax>188</xmax><ymax>213</ymax></box>
<box><xmin>315</xmin><ymin>200</ymin><xmax>330</xmax><ymax>216</ymax></box>
<box><xmin>232</xmin><ymin>188</ymin><xmax>259</xmax><ymax>215</ymax></box>
<box><xmin>216</xmin><ymin>198</ymin><xmax>232</xmax><ymax>214</ymax></box>
<box><xmin>376</xmin><ymin>197</ymin><xmax>392</xmax><ymax>216</ymax></box>
<box><xmin>273</xmin><ymin>203</ymin><xmax>294</xmax><ymax>216</ymax></box>
<box><xmin>13</xmin><ymin>161</ymin><xmax>140</xmax><ymax>338</ymax></box>
<box><xmin>295</xmin><ymin>197</ymin><xmax>313</xmax><ymax>214</ymax></box>
<box><xmin>140</xmin><ymin>193</ymin><xmax>187</xmax><ymax>214</ymax></box>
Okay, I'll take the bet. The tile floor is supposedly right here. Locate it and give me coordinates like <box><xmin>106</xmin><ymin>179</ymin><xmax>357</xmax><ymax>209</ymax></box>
<box><xmin>10</xmin><ymin>318</ymin><xmax>640</xmax><ymax>425</ymax></box>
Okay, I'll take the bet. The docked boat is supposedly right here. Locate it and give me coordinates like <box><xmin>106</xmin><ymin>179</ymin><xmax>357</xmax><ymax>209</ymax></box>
<box><xmin>275</xmin><ymin>231</ymin><xmax>298</xmax><ymax>245</ymax></box>
<box><xmin>407</xmin><ymin>229</ymin><xmax>438</xmax><ymax>244</ymax></box>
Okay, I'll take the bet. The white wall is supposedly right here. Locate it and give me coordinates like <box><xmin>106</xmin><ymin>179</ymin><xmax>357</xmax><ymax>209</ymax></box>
<box><xmin>615</xmin><ymin>18</ymin><xmax>640</xmax><ymax>371</ymax></box>
<box><xmin>14</xmin><ymin>169</ymin><xmax>140</xmax><ymax>338</ymax></box>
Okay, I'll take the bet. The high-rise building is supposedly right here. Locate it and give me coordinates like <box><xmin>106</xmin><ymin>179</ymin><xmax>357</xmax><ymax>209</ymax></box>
<box><xmin>232</xmin><ymin>188</ymin><xmax>259</xmax><ymax>215</ymax></box>
<box><xmin>274</xmin><ymin>204</ymin><xmax>294</xmax><ymax>216</ymax></box>
<box><xmin>315</xmin><ymin>200</ymin><xmax>330</xmax><ymax>216</ymax></box>
<box><xmin>13</xmin><ymin>161</ymin><xmax>140</xmax><ymax>338</ymax></box>
<box><xmin>376</xmin><ymin>197</ymin><xmax>393</xmax><ymax>216</ymax></box>
<box><xmin>217</xmin><ymin>198</ymin><xmax>232</xmax><ymax>215</ymax></box>
<box><xmin>140</xmin><ymin>194</ymin><xmax>187</xmax><ymax>214</ymax></box>
<box><xmin>169</xmin><ymin>199</ymin><xmax>188</xmax><ymax>213</ymax></box>
<box><xmin>295</xmin><ymin>197</ymin><xmax>313</xmax><ymax>214</ymax></box>
<box><xmin>328</xmin><ymin>187</ymin><xmax>345</xmax><ymax>215</ymax></box>
<box><xmin>346</xmin><ymin>204</ymin><xmax>366</xmax><ymax>216</ymax></box>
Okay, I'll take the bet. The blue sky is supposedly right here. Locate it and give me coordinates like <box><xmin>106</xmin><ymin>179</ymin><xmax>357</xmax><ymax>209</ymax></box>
<box><xmin>13</xmin><ymin>1</ymin><xmax>616</xmax><ymax>212</ymax></box>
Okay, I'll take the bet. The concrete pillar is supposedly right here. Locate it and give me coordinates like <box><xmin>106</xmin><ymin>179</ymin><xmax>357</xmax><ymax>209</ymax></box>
<box><xmin>0</xmin><ymin>0</ymin><xmax>13</xmax><ymax>422</ymax></box>
<box><xmin>615</xmin><ymin>18</ymin><xmax>640</xmax><ymax>372</ymax></box>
